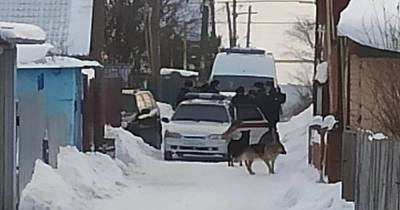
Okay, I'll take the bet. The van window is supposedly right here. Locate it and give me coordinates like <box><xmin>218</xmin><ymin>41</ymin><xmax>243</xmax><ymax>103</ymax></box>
<box><xmin>213</xmin><ymin>75</ymin><xmax>274</xmax><ymax>92</ymax></box>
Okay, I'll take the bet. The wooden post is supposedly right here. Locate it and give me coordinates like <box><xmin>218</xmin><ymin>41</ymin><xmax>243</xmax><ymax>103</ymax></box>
<box><xmin>89</xmin><ymin>0</ymin><xmax>105</xmax><ymax>60</ymax></box>
<box><xmin>226</xmin><ymin>2</ymin><xmax>233</xmax><ymax>48</ymax></box>
<box><xmin>149</xmin><ymin>0</ymin><xmax>161</xmax><ymax>99</ymax></box>
<box><xmin>0</xmin><ymin>42</ymin><xmax>17</xmax><ymax>210</ymax></box>
<box><xmin>232</xmin><ymin>0</ymin><xmax>237</xmax><ymax>47</ymax></box>
<box><xmin>199</xmin><ymin>3</ymin><xmax>210</xmax><ymax>83</ymax></box>
<box><xmin>246</xmin><ymin>6</ymin><xmax>252</xmax><ymax>48</ymax></box>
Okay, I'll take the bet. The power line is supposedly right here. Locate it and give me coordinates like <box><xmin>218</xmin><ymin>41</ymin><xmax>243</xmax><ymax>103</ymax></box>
<box><xmin>216</xmin><ymin>21</ymin><xmax>300</xmax><ymax>25</ymax></box>
<box><xmin>188</xmin><ymin>0</ymin><xmax>315</xmax><ymax>4</ymax></box>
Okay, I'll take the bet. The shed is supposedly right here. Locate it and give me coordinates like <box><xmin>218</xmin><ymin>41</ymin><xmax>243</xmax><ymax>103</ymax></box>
<box><xmin>16</xmin><ymin>56</ymin><xmax>101</xmax><ymax>167</ymax></box>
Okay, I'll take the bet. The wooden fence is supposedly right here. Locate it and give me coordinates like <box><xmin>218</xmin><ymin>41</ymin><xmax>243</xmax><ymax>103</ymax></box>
<box><xmin>341</xmin><ymin>130</ymin><xmax>400</xmax><ymax>210</ymax></box>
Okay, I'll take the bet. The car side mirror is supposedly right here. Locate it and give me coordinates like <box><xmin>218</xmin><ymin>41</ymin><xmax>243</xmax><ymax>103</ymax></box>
<box><xmin>140</xmin><ymin>108</ymin><xmax>151</xmax><ymax>115</ymax></box>
<box><xmin>161</xmin><ymin>117</ymin><xmax>170</xmax><ymax>123</ymax></box>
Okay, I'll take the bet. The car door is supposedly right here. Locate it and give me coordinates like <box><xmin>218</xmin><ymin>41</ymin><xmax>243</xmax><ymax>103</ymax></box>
<box><xmin>234</xmin><ymin>105</ymin><xmax>269</xmax><ymax>145</ymax></box>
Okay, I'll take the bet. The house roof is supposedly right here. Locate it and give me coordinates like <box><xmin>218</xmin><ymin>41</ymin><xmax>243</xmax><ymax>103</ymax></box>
<box><xmin>0</xmin><ymin>0</ymin><xmax>93</xmax><ymax>55</ymax></box>
<box><xmin>0</xmin><ymin>21</ymin><xmax>45</xmax><ymax>44</ymax></box>
<box><xmin>338</xmin><ymin>0</ymin><xmax>400</xmax><ymax>53</ymax></box>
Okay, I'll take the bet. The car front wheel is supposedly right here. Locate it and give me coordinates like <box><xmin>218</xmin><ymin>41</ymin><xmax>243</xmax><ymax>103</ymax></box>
<box><xmin>164</xmin><ymin>151</ymin><xmax>173</xmax><ymax>161</ymax></box>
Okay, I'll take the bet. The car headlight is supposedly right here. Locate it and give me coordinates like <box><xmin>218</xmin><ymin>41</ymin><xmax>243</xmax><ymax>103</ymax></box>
<box><xmin>208</xmin><ymin>134</ymin><xmax>223</xmax><ymax>140</ymax></box>
<box><xmin>165</xmin><ymin>130</ymin><xmax>182</xmax><ymax>138</ymax></box>
<box><xmin>231</xmin><ymin>131</ymin><xmax>242</xmax><ymax>140</ymax></box>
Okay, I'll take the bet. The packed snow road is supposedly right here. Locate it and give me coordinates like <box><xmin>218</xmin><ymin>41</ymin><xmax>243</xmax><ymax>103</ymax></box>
<box><xmin>92</xmin><ymin>106</ymin><xmax>353</xmax><ymax>210</ymax></box>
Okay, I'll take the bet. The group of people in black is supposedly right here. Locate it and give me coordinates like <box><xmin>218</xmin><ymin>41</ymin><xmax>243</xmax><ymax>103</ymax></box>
<box><xmin>231</xmin><ymin>81</ymin><xmax>286</xmax><ymax>129</ymax></box>
<box><xmin>175</xmin><ymin>79</ymin><xmax>286</xmax><ymax>130</ymax></box>
<box><xmin>175</xmin><ymin>80</ymin><xmax>221</xmax><ymax>106</ymax></box>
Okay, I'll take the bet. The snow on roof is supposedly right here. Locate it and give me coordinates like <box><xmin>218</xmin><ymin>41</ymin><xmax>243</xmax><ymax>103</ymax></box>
<box><xmin>338</xmin><ymin>0</ymin><xmax>400</xmax><ymax>52</ymax></box>
<box><xmin>18</xmin><ymin>56</ymin><xmax>100</xmax><ymax>69</ymax></box>
<box><xmin>0</xmin><ymin>0</ymin><xmax>93</xmax><ymax>55</ymax></box>
<box><xmin>17</xmin><ymin>43</ymin><xmax>53</xmax><ymax>63</ymax></box>
<box><xmin>314</xmin><ymin>62</ymin><xmax>328</xmax><ymax>84</ymax></box>
<box><xmin>82</xmin><ymin>68</ymin><xmax>95</xmax><ymax>80</ymax></box>
<box><xmin>0</xmin><ymin>22</ymin><xmax>46</xmax><ymax>43</ymax></box>
<box><xmin>160</xmin><ymin>68</ymin><xmax>199</xmax><ymax>77</ymax></box>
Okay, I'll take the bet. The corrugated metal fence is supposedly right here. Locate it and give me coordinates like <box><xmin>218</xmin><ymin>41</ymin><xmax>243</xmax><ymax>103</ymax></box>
<box><xmin>342</xmin><ymin>130</ymin><xmax>400</xmax><ymax>210</ymax></box>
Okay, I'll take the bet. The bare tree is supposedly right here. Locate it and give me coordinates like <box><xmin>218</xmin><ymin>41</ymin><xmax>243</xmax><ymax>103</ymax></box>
<box><xmin>364</xmin><ymin>62</ymin><xmax>400</xmax><ymax>139</ymax></box>
<box><xmin>284</xmin><ymin>16</ymin><xmax>315</xmax><ymax>87</ymax></box>
<box><xmin>359</xmin><ymin>1</ymin><xmax>400</xmax><ymax>138</ymax></box>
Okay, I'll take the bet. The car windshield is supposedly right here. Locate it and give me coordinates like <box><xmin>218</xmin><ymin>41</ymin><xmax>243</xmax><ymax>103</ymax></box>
<box><xmin>172</xmin><ymin>104</ymin><xmax>229</xmax><ymax>123</ymax></box>
<box><xmin>121</xmin><ymin>94</ymin><xmax>138</xmax><ymax>114</ymax></box>
<box><xmin>213</xmin><ymin>75</ymin><xmax>274</xmax><ymax>92</ymax></box>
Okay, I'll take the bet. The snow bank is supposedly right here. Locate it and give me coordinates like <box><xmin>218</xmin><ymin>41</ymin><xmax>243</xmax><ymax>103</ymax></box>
<box><xmin>20</xmin><ymin>127</ymin><xmax>160</xmax><ymax>209</ymax></box>
<box><xmin>106</xmin><ymin>126</ymin><xmax>161</xmax><ymax>170</ymax></box>
<box><xmin>160</xmin><ymin>68</ymin><xmax>199</xmax><ymax>77</ymax></box>
<box><xmin>338</xmin><ymin>0</ymin><xmax>400</xmax><ymax>52</ymax></box>
<box><xmin>315</xmin><ymin>62</ymin><xmax>328</xmax><ymax>84</ymax></box>
<box><xmin>0</xmin><ymin>21</ymin><xmax>46</xmax><ymax>42</ymax></box>
<box><xmin>157</xmin><ymin>102</ymin><xmax>175</xmax><ymax>118</ymax></box>
<box><xmin>57</xmin><ymin>147</ymin><xmax>127</xmax><ymax>199</ymax></box>
<box><xmin>19</xmin><ymin>160</ymin><xmax>86</xmax><ymax>210</ymax></box>
<box><xmin>277</xmin><ymin>106</ymin><xmax>354</xmax><ymax>210</ymax></box>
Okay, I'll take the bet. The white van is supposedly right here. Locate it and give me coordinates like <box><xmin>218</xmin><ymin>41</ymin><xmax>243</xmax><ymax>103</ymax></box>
<box><xmin>209</xmin><ymin>48</ymin><xmax>277</xmax><ymax>92</ymax></box>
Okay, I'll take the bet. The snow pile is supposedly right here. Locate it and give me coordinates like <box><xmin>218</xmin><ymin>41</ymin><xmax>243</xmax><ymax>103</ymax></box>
<box><xmin>19</xmin><ymin>160</ymin><xmax>86</xmax><ymax>210</ymax></box>
<box><xmin>0</xmin><ymin>21</ymin><xmax>46</xmax><ymax>42</ymax></box>
<box><xmin>106</xmin><ymin>126</ymin><xmax>161</xmax><ymax>170</ymax></box>
<box><xmin>338</xmin><ymin>0</ymin><xmax>400</xmax><ymax>52</ymax></box>
<box><xmin>82</xmin><ymin>68</ymin><xmax>95</xmax><ymax>80</ymax></box>
<box><xmin>315</xmin><ymin>62</ymin><xmax>328</xmax><ymax>84</ymax></box>
<box><xmin>157</xmin><ymin>102</ymin><xmax>175</xmax><ymax>118</ymax></box>
<box><xmin>160</xmin><ymin>68</ymin><xmax>199</xmax><ymax>77</ymax></box>
<box><xmin>56</xmin><ymin>147</ymin><xmax>127</xmax><ymax>199</ymax></box>
<box><xmin>276</xmin><ymin>107</ymin><xmax>353</xmax><ymax>210</ymax></box>
<box><xmin>368</xmin><ymin>132</ymin><xmax>388</xmax><ymax>141</ymax></box>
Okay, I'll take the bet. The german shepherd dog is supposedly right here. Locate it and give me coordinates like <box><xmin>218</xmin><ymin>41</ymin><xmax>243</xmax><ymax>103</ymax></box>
<box><xmin>223</xmin><ymin>124</ymin><xmax>287</xmax><ymax>175</ymax></box>
<box><xmin>240</xmin><ymin>129</ymin><xmax>287</xmax><ymax>175</ymax></box>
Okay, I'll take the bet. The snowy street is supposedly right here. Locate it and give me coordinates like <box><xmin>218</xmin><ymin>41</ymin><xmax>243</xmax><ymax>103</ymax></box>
<box><xmin>88</xmin><ymin>107</ymin><xmax>353</xmax><ymax>210</ymax></box>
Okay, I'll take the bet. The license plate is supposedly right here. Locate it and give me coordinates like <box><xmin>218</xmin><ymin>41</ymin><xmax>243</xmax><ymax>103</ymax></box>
<box><xmin>183</xmin><ymin>140</ymin><xmax>205</xmax><ymax>146</ymax></box>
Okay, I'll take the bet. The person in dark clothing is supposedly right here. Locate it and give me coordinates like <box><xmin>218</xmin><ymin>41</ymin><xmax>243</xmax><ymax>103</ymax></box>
<box><xmin>254</xmin><ymin>82</ymin><xmax>266</xmax><ymax>95</ymax></box>
<box><xmin>247</xmin><ymin>89</ymin><xmax>257</xmax><ymax>101</ymax></box>
<box><xmin>231</xmin><ymin>86</ymin><xmax>251</xmax><ymax>107</ymax></box>
<box><xmin>175</xmin><ymin>80</ymin><xmax>193</xmax><ymax>106</ymax></box>
<box><xmin>266</xmin><ymin>87</ymin><xmax>281</xmax><ymax>128</ymax></box>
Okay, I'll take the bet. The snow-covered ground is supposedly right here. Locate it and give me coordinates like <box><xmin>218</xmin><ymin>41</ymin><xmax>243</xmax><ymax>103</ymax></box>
<box><xmin>20</xmin><ymin>105</ymin><xmax>354</xmax><ymax>210</ymax></box>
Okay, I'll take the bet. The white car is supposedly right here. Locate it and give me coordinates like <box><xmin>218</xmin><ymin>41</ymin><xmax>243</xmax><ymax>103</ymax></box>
<box><xmin>162</xmin><ymin>93</ymin><xmax>270</xmax><ymax>161</ymax></box>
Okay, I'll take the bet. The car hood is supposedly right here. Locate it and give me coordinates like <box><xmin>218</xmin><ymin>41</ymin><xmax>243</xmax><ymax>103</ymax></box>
<box><xmin>166</xmin><ymin>121</ymin><xmax>231</xmax><ymax>136</ymax></box>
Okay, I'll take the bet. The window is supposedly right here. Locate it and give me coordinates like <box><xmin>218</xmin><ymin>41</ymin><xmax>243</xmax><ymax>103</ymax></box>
<box><xmin>172</xmin><ymin>104</ymin><xmax>229</xmax><ymax>123</ymax></box>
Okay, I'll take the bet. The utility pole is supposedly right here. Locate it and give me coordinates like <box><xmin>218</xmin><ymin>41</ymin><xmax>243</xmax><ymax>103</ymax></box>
<box><xmin>149</xmin><ymin>0</ymin><xmax>161</xmax><ymax>99</ymax></box>
<box><xmin>226</xmin><ymin>2</ymin><xmax>233</xmax><ymax>47</ymax></box>
<box><xmin>210</xmin><ymin>0</ymin><xmax>217</xmax><ymax>39</ymax></box>
<box><xmin>183</xmin><ymin>23</ymin><xmax>188</xmax><ymax>70</ymax></box>
<box><xmin>232</xmin><ymin>0</ymin><xmax>238</xmax><ymax>47</ymax></box>
<box><xmin>246</xmin><ymin>6</ymin><xmax>252</xmax><ymax>48</ymax></box>
<box><xmin>200</xmin><ymin>2</ymin><xmax>210</xmax><ymax>82</ymax></box>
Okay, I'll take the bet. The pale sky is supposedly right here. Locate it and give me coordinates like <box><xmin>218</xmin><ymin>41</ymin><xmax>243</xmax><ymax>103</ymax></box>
<box><xmin>215</xmin><ymin>1</ymin><xmax>316</xmax><ymax>84</ymax></box>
